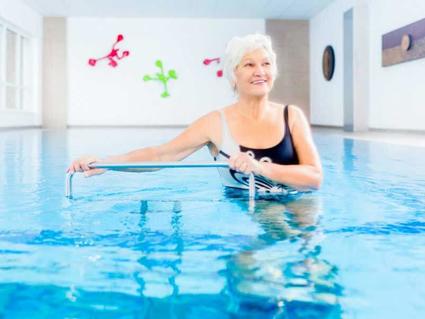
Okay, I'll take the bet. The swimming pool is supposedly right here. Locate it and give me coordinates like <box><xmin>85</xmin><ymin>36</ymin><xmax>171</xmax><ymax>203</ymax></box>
<box><xmin>0</xmin><ymin>128</ymin><xmax>424</xmax><ymax>318</ymax></box>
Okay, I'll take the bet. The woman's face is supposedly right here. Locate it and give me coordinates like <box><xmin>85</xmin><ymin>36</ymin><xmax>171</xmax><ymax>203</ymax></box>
<box><xmin>234</xmin><ymin>48</ymin><xmax>274</xmax><ymax>97</ymax></box>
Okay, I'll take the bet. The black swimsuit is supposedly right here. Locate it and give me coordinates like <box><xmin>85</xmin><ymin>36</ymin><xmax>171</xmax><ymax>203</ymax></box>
<box><xmin>239</xmin><ymin>105</ymin><xmax>299</xmax><ymax>165</ymax></box>
<box><xmin>214</xmin><ymin>105</ymin><xmax>299</xmax><ymax>193</ymax></box>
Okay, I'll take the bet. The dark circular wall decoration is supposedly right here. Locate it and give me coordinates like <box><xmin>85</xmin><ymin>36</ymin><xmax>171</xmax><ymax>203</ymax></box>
<box><xmin>322</xmin><ymin>45</ymin><xmax>335</xmax><ymax>81</ymax></box>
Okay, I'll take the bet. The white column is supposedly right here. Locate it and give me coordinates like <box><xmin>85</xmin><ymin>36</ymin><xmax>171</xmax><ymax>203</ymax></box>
<box><xmin>42</xmin><ymin>17</ymin><xmax>67</xmax><ymax>128</ymax></box>
<box><xmin>353</xmin><ymin>0</ymin><xmax>370</xmax><ymax>131</ymax></box>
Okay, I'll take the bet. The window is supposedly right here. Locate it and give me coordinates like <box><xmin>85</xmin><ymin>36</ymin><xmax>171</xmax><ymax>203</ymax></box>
<box><xmin>21</xmin><ymin>36</ymin><xmax>32</xmax><ymax>111</ymax></box>
<box><xmin>0</xmin><ymin>23</ymin><xmax>3</xmax><ymax>109</ymax></box>
<box><xmin>6</xmin><ymin>29</ymin><xmax>18</xmax><ymax>109</ymax></box>
<box><xmin>0</xmin><ymin>20</ymin><xmax>33</xmax><ymax>111</ymax></box>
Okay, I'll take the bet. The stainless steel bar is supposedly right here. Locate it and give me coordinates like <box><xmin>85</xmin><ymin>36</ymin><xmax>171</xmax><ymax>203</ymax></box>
<box><xmin>248</xmin><ymin>173</ymin><xmax>255</xmax><ymax>200</ymax></box>
<box><xmin>90</xmin><ymin>162</ymin><xmax>229</xmax><ymax>170</ymax></box>
<box><xmin>65</xmin><ymin>161</ymin><xmax>255</xmax><ymax>199</ymax></box>
<box><xmin>65</xmin><ymin>172</ymin><xmax>74</xmax><ymax>198</ymax></box>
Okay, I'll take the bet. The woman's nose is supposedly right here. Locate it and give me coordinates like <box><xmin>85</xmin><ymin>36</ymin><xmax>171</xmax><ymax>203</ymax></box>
<box><xmin>253</xmin><ymin>65</ymin><xmax>265</xmax><ymax>76</ymax></box>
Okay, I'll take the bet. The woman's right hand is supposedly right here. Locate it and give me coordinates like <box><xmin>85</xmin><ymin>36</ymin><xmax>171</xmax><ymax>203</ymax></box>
<box><xmin>66</xmin><ymin>156</ymin><xmax>106</xmax><ymax>177</ymax></box>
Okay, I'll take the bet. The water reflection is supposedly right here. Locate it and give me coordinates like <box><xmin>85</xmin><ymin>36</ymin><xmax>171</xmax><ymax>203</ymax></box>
<box><xmin>222</xmin><ymin>194</ymin><xmax>342</xmax><ymax>318</ymax></box>
<box><xmin>135</xmin><ymin>194</ymin><xmax>342</xmax><ymax>318</ymax></box>
<box><xmin>137</xmin><ymin>200</ymin><xmax>183</xmax><ymax>298</ymax></box>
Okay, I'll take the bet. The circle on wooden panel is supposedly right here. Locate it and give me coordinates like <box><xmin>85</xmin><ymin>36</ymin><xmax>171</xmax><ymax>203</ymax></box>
<box><xmin>322</xmin><ymin>45</ymin><xmax>335</xmax><ymax>81</ymax></box>
<box><xmin>401</xmin><ymin>33</ymin><xmax>412</xmax><ymax>51</ymax></box>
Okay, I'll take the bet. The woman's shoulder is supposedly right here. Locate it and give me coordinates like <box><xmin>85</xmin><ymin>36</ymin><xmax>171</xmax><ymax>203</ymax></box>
<box><xmin>195</xmin><ymin>107</ymin><xmax>228</xmax><ymax>133</ymax></box>
<box><xmin>270</xmin><ymin>102</ymin><xmax>302</xmax><ymax>113</ymax></box>
<box><xmin>198</xmin><ymin>106</ymin><xmax>234</xmax><ymax>147</ymax></box>
<box><xmin>268</xmin><ymin>101</ymin><xmax>295</xmax><ymax>116</ymax></box>
<box><xmin>287</xmin><ymin>104</ymin><xmax>306</xmax><ymax>119</ymax></box>
<box><xmin>197</xmin><ymin>107</ymin><xmax>224</xmax><ymax>122</ymax></box>
<box><xmin>269</xmin><ymin>102</ymin><xmax>307</xmax><ymax>130</ymax></box>
<box><xmin>211</xmin><ymin>103</ymin><xmax>240</xmax><ymax>120</ymax></box>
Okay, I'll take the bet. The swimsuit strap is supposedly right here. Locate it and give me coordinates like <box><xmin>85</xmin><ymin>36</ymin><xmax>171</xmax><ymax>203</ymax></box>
<box><xmin>218</xmin><ymin>109</ymin><xmax>239</xmax><ymax>156</ymax></box>
<box><xmin>284</xmin><ymin>105</ymin><xmax>290</xmax><ymax>134</ymax></box>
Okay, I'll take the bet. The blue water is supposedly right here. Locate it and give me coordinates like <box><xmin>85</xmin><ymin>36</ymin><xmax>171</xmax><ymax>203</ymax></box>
<box><xmin>0</xmin><ymin>128</ymin><xmax>424</xmax><ymax>318</ymax></box>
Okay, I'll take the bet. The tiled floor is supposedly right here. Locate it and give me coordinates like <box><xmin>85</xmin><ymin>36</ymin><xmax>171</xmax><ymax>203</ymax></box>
<box><xmin>312</xmin><ymin>127</ymin><xmax>425</xmax><ymax>148</ymax></box>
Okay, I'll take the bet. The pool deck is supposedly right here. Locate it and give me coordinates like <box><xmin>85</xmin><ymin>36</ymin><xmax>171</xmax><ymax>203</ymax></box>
<box><xmin>312</xmin><ymin>127</ymin><xmax>425</xmax><ymax>148</ymax></box>
<box><xmin>1</xmin><ymin>126</ymin><xmax>424</xmax><ymax>148</ymax></box>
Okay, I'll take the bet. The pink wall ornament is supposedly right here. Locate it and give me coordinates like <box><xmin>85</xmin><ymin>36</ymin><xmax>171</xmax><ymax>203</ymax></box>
<box><xmin>88</xmin><ymin>34</ymin><xmax>130</xmax><ymax>68</ymax></box>
<box><xmin>203</xmin><ymin>57</ymin><xmax>223</xmax><ymax>77</ymax></box>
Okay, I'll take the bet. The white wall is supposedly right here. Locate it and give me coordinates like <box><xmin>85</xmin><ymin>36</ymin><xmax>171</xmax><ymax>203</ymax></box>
<box><xmin>310</xmin><ymin>0</ymin><xmax>425</xmax><ymax>131</ymax></box>
<box><xmin>368</xmin><ymin>0</ymin><xmax>425</xmax><ymax>130</ymax></box>
<box><xmin>0</xmin><ymin>0</ymin><xmax>43</xmax><ymax>127</ymax></box>
<box><xmin>310</xmin><ymin>0</ymin><xmax>355</xmax><ymax>127</ymax></box>
<box><xmin>67</xmin><ymin>18</ymin><xmax>265</xmax><ymax>126</ymax></box>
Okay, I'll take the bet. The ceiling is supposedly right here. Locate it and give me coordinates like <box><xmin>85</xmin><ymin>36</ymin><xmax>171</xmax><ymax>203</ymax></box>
<box><xmin>21</xmin><ymin>0</ymin><xmax>335</xmax><ymax>19</ymax></box>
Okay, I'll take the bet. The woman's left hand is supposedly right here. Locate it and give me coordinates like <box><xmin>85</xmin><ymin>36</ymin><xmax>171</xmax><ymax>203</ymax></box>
<box><xmin>229</xmin><ymin>152</ymin><xmax>262</xmax><ymax>175</ymax></box>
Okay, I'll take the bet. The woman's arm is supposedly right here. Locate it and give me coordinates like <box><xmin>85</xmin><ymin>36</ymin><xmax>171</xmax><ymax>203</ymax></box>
<box><xmin>67</xmin><ymin>111</ymin><xmax>220</xmax><ymax>176</ymax></box>
<box><xmin>260</xmin><ymin>105</ymin><xmax>322</xmax><ymax>189</ymax></box>
<box><xmin>229</xmin><ymin>105</ymin><xmax>323</xmax><ymax>190</ymax></box>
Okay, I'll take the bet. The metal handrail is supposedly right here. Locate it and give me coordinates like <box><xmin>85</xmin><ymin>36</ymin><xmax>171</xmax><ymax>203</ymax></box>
<box><xmin>65</xmin><ymin>161</ymin><xmax>256</xmax><ymax>199</ymax></box>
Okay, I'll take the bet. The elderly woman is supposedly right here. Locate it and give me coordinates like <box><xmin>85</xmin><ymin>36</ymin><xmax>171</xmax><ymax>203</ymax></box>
<box><xmin>67</xmin><ymin>34</ymin><xmax>322</xmax><ymax>192</ymax></box>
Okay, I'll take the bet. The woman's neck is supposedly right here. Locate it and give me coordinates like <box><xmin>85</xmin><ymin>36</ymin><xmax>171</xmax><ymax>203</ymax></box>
<box><xmin>234</xmin><ymin>94</ymin><xmax>270</xmax><ymax>120</ymax></box>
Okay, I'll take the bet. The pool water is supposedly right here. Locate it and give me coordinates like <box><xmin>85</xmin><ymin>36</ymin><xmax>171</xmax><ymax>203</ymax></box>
<box><xmin>0</xmin><ymin>128</ymin><xmax>424</xmax><ymax>318</ymax></box>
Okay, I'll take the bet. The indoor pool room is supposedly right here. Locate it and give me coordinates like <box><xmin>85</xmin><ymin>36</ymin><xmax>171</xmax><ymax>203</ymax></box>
<box><xmin>1</xmin><ymin>1</ymin><xmax>425</xmax><ymax>318</ymax></box>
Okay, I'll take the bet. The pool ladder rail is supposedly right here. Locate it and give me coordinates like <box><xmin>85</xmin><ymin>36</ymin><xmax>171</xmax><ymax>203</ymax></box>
<box><xmin>65</xmin><ymin>161</ymin><xmax>256</xmax><ymax>199</ymax></box>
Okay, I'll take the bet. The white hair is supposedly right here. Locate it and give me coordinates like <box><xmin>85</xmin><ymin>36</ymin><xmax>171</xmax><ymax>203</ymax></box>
<box><xmin>223</xmin><ymin>33</ymin><xmax>278</xmax><ymax>90</ymax></box>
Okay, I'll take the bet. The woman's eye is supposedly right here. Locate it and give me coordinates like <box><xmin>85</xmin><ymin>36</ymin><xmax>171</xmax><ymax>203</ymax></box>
<box><xmin>263</xmin><ymin>62</ymin><xmax>271</xmax><ymax>66</ymax></box>
<box><xmin>244</xmin><ymin>63</ymin><xmax>254</xmax><ymax>67</ymax></box>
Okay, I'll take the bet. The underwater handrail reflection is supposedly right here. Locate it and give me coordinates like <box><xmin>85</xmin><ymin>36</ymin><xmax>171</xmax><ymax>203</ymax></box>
<box><xmin>221</xmin><ymin>194</ymin><xmax>343</xmax><ymax>317</ymax></box>
<box><xmin>131</xmin><ymin>194</ymin><xmax>342</xmax><ymax>318</ymax></box>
